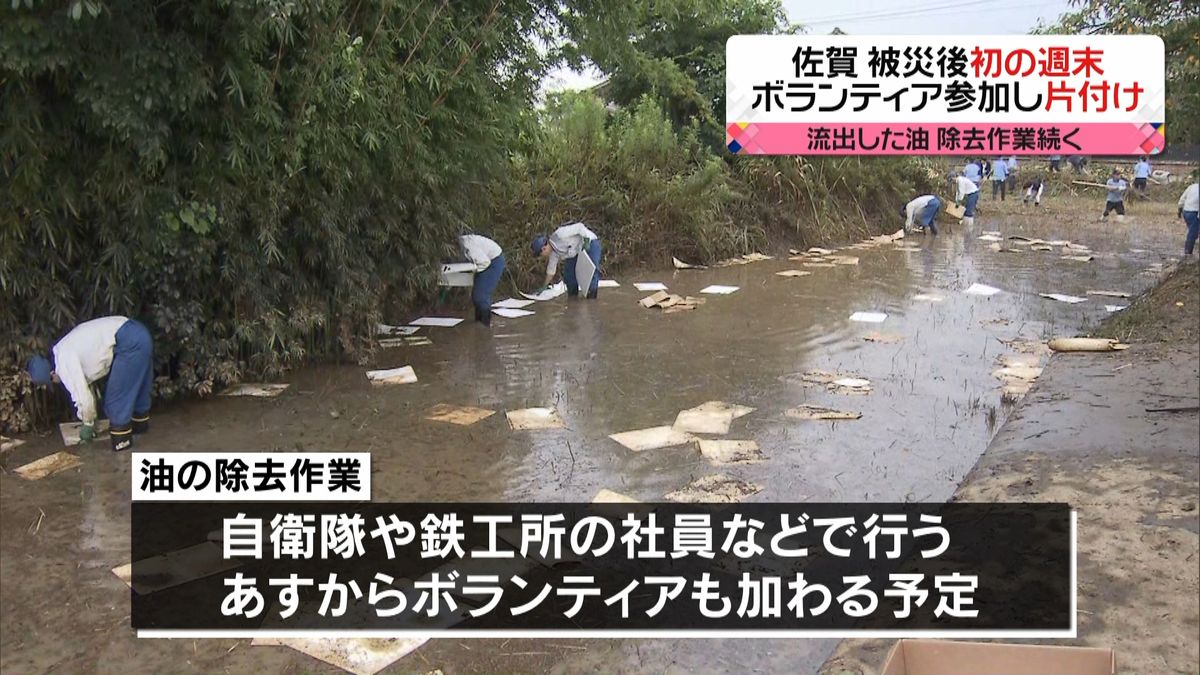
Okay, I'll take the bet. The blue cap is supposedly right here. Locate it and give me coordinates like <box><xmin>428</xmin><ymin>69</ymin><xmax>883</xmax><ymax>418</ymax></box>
<box><xmin>27</xmin><ymin>355</ymin><xmax>52</xmax><ymax>386</ymax></box>
<box><xmin>530</xmin><ymin>234</ymin><xmax>548</xmax><ymax>256</ymax></box>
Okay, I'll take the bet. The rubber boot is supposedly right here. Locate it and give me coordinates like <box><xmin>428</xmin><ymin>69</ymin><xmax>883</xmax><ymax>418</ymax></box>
<box><xmin>111</xmin><ymin>425</ymin><xmax>134</xmax><ymax>452</ymax></box>
<box><xmin>133</xmin><ymin>413</ymin><xmax>150</xmax><ymax>434</ymax></box>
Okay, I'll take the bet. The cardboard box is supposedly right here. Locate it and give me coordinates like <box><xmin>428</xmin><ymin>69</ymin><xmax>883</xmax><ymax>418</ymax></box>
<box><xmin>941</xmin><ymin>203</ymin><xmax>966</xmax><ymax>221</ymax></box>
<box><xmin>880</xmin><ymin>640</ymin><xmax>1115</xmax><ymax>675</ymax></box>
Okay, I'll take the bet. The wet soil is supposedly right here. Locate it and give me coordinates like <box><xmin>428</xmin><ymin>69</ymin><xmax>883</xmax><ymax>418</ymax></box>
<box><xmin>1</xmin><ymin>195</ymin><xmax>1195</xmax><ymax>674</ymax></box>
<box><xmin>821</xmin><ymin>249</ymin><xmax>1199</xmax><ymax>675</ymax></box>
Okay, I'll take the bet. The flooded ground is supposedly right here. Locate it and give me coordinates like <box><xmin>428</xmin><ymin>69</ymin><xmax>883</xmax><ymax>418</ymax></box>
<box><xmin>0</xmin><ymin>195</ymin><xmax>1191</xmax><ymax>674</ymax></box>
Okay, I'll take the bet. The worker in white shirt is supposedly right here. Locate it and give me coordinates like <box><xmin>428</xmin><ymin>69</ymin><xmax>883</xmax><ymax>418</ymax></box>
<box><xmin>1178</xmin><ymin>182</ymin><xmax>1199</xmax><ymax>257</ymax></box>
<box><xmin>530</xmin><ymin>222</ymin><xmax>603</xmax><ymax>298</ymax></box>
<box><xmin>954</xmin><ymin>173</ymin><xmax>980</xmax><ymax>226</ymax></box>
<box><xmin>901</xmin><ymin>194</ymin><xmax>942</xmax><ymax>235</ymax></box>
<box><xmin>458</xmin><ymin>234</ymin><xmax>505</xmax><ymax>326</ymax></box>
<box><xmin>26</xmin><ymin>316</ymin><xmax>154</xmax><ymax>451</ymax></box>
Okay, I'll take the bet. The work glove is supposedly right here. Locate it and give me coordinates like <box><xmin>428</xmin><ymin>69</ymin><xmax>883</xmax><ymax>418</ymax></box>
<box><xmin>79</xmin><ymin>423</ymin><xmax>96</xmax><ymax>443</ymax></box>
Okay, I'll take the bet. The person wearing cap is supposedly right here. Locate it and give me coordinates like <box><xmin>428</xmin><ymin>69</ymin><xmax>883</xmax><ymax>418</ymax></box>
<box><xmin>901</xmin><ymin>194</ymin><xmax>941</xmax><ymax>235</ymax></box>
<box><xmin>458</xmin><ymin>234</ymin><xmax>505</xmax><ymax>326</ymax></box>
<box><xmin>530</xmin><ymin>222</ymin><xmax>602</xmax><ymax>298</ymax></box>
<box><xmin>1102</xmin><ymin>169</ymin><xmax>1128</xmax><ymax>220</ymax></box>
<box><xmin>954</xmin><ymin>173</ymin><xmax>980</xmax><ymax>226</ymax></box>
<box><xmin>26</xmin><ymin>316</ymin><xmax>154</xmax><ymax>452</ymax></box>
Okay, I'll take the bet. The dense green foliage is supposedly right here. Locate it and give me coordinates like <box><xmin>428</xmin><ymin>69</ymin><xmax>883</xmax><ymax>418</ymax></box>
<box><xmin>1</xmin><ymin>0</ymin><xmax>928</xmax><ymax>433</ymax></box>
<box><xmin>1038</xmin><ymin>0</ymin><xmax>1200</xmax><ymax>146</ymax></box>
<box><xmin>2</xmin><ymin>0</ymin><xmax>595</xmax><ymax>429</ymax></box>
<box><xmin>566</xmin><ymin>0</ymin><xmax>791</xmax><ymax>149</ymax></box>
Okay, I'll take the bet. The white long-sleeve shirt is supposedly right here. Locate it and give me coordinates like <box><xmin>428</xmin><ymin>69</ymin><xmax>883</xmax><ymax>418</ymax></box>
<box><xmin>52</xmin><ymin>316</ymin><xmax>128</xmax><ymax>424</ymax></box>
<box><xmin>546</xmin><ymin>222</ymin><xmax>599</xmax><ymax>275</ymax></box>
<box><xmin>955</xmin><ymin>176</ymin><xmax>980</xmax><ymax>201</ymax></box>
<box><xmin>458</xmin><ymin>234</ymin><xmax>502</xmax><ymax>272</ymax></box>
<box><xmin>1179</xmin><ymin>183</ymin><xmax>1199</xmax><ymax>212</ymax></box>
<box><xmin>905</xmin><ymin>195</ymin><xmax>937</xmax><ymax>229</ymax></box>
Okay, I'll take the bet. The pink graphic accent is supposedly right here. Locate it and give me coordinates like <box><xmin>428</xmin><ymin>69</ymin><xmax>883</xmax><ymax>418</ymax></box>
<box><xmin>725</xmin><ymin>122</ymin><xmax>1164</xmax><ymax>156</ymax></box>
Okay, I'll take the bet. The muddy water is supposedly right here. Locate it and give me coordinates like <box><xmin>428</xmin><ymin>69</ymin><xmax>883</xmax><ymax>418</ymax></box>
<box><xmin>0</xmin><ymin>199</ymin><xmax>1187</xmax><ymax>674</ymax></box>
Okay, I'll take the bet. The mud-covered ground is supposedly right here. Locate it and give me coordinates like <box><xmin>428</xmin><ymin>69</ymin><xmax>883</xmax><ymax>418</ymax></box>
<box><xmin>821</xmin><ymin>263</ymin><xmax>1200</xmax><ymax>675</ymax></box>
<box><xmin>2</xmin><ymin>193</ymin><xmax>1197</xmax><ymax>674</ymax></box>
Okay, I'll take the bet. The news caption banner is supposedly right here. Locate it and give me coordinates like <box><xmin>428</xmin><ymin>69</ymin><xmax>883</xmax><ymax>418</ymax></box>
<box><xmin>725</xmin><ymin>34</ymin><xmax>1165</xmax><ymax>156</ymax></box>
<box><xmin>131</xmin><ymin>452</ymin><xmax>1074</xmax><ymax>638</ymax></box>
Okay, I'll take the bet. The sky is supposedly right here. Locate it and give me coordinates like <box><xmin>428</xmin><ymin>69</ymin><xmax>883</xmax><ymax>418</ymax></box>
<box><xmin>542</xmin><ymin>0</ymin><xmax>1079</xmax><ymax>92</ymax></box>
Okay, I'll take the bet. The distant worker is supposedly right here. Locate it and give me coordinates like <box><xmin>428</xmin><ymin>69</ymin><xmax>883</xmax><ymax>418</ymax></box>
<box><xmin>1022</xmin><ymin>177</ymin><xmax>1045</xmax><ymax>206</ymax></box>
<box><xmin>531</xmin><ymin>222</ymin><xmax>603</xmax><ymax>298</ymax></box>
<box><xmin>1048</xmin><ymin>155</ymin><xmax>1062</xmax><ymax>173</ymax></box>
<box><xmin>990</xmin><ymin>157</ymin><xmax>1009</xmax><ymax>200</ymax></box>
<box><xmin>955</xmin><ymin>173</ymin><xmax>981</xmax><ymax>226</ymax></box>
<box><xmin>1178</xmin><ymin>181</ymin><xmax>1199</xmax><ymax>257</ymax></box>
<box><xmin>1133</xmin><ymin>156</ymin><xmax>1153</xmax><ymax>193</ymax></box>
<box><xmin>1102</xmin><ymin>169</ymin><xmax>1129</xmax><ymax>220</ymax></box>
<box><xmin>963</xmin><ymin>159</ymin><xmax>982</xmax><ymax>187</ymax></box>
<box><xmin>26</xmin><ymin>316</ymin><xmax>154</xmax><ymax>452</ymax></box>
<box><xmin>1067</xmin><ymin>155</ymin><xmax>1088</xmax><ymax>173</ymax></box>
<box><xmin>1006</xmin><ymin>155</ymin><xmax>1019</xmax><ymax>191</ymax></box>
<box><xmin>458</xmin><ymin>234</ymin><xmax>505</xmax><ymax>326</ymax></box>
<box><xmin>902</xmin><ymin>194</ymin><xmax>942</xmax><ymax>235</ymax></box>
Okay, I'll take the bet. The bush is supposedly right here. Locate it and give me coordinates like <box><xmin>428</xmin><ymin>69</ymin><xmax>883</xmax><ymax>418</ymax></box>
<box><xmin>1</xmin><ymin>0</ymin><xmax>546</xmax><ymax>432</ymax></box>
<box><xmin>490</xmin><ymin>92</ymin><xmax>930</xmax><ymax>288</ymax></box>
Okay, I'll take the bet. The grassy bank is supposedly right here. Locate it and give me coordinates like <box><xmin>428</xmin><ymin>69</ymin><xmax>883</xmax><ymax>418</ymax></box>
<box><xmin>1098</xmin><ymin>262</ymin><xmax>1200</xmax><ymax>344</ymax></box>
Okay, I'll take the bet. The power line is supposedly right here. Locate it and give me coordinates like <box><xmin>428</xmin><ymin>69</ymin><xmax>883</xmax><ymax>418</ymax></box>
<box><xmin>800</xmin><ymin>0</ymin><xmax>992</xmax><ymax>26</ymax></box>
<box><xmin>811</xmin><ymin>1</ymin><xmax>1055</xmax><ymax>27</ymax></box>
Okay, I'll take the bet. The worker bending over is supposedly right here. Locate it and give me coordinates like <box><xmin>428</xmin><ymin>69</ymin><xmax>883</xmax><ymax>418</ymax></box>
<box><xmin>902</xmin><ymin>195</ymin><xmax>942</xmax><ymax>235</ymax></box>
<box><xmin>458</xmin><ymin>234</ymin><xmax>505</xmax><ymax>326</ymax></box>
<box><xmin>1023</xmin><ymin>178</ymin><xmax>1044</xmax><ymax>206</ymax></box>
<box><xmin>531</xmin><ymin>222</ymin><xmax>603</xmax><ymax>298</ymax></box>
<box><xmin>26</xmin><ymin>316</ymin><xmax>154</xmax><ymax>452</ymax></box>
